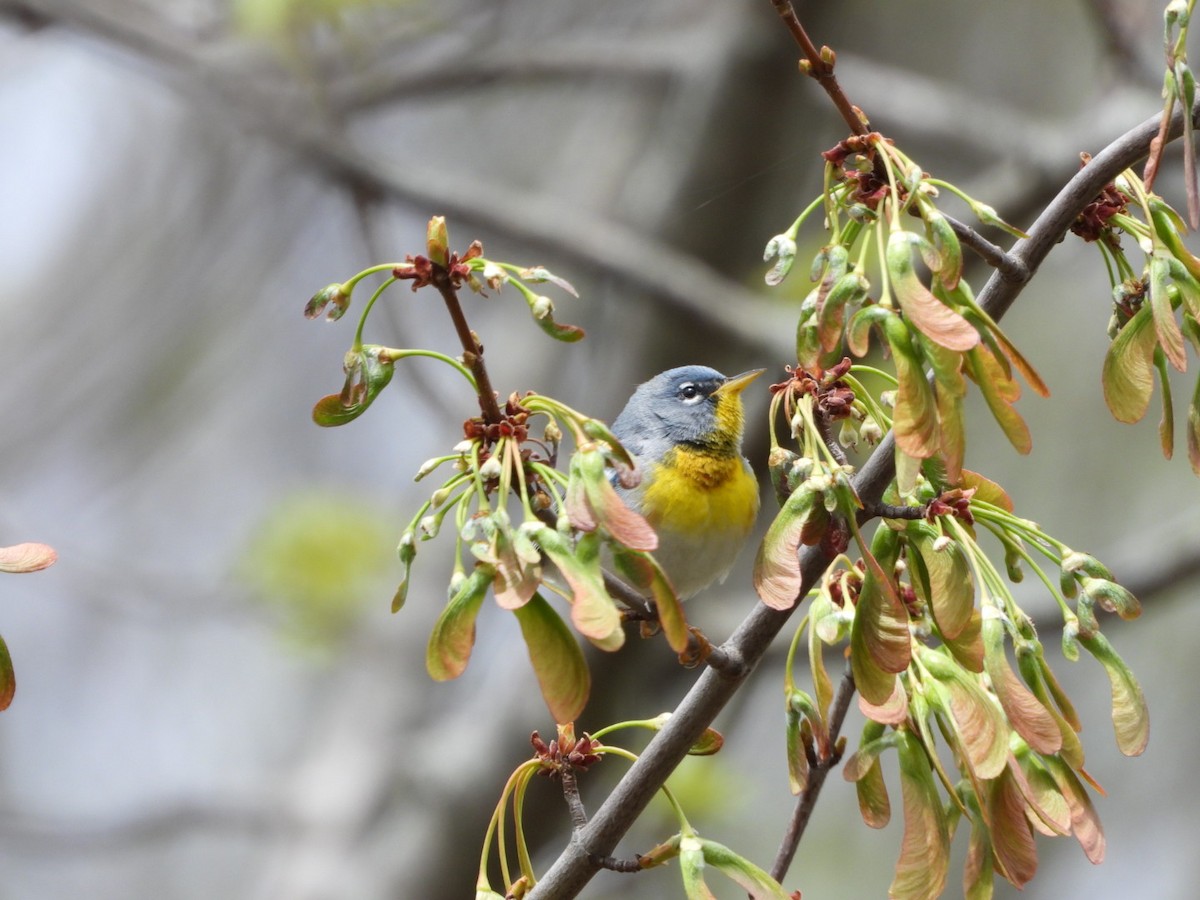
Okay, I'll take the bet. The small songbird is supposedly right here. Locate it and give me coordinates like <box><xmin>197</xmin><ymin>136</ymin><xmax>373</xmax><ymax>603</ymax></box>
<box><xmin>611</xmin><ymin>366</ymin><xmax>764</xmax><ymax>600</ymax></box>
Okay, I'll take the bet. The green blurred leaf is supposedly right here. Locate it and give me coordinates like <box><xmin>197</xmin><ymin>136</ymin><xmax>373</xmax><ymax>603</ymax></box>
<box><xmin>241</xmin><ymin>492</ymin><xmax>395</xmax><ymax>647</ymax></box>
<box><xmin>426</xmin><ymin>566</ymin><xmax>493</xmax><ymax>681</ymax></box>
<box><xmin>1102</xmin><ymin>302</ymin><xmax>1157</xmax><ymax>423</ymax></box>
<box><xmin>0</xmin><ymin>634</ymin><xmax>14</xmax><ymax>711</ymax></box>
<box><xmin>513</xmin><ymin>593</ymin><xmax>590</xmax><ymax>723</ymax></box>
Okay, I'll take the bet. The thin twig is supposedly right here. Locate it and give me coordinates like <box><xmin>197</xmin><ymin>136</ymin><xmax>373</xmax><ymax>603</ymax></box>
<box><xmin>943</xmin><ymin>213</ymin><xmax>1030</xmax><ymax>283</ymax></box>
<box><xmin>769</xmin><ymin>669</ymin><xmax>856</xmax><ymax>882</ymax></box>
<box><xmin>769</xmin><ymin>0</ymin><xmax>867</xmax><ymax>136</ymax></box>
<box><xmin>560</xmin><ymin>768</ymin><xmax>590</xmax><ymax>832</ymax></box>
<box><xmin>430</xmin><ymin>268</ymin><xmax>503</xmax><ymax>425</ymax></box>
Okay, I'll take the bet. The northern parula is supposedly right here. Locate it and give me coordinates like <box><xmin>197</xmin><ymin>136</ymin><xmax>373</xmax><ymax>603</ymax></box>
<box><xmin>611</xmin><ymin>366</ymin><xmax>764</xmax><ymax>600</ymax></box>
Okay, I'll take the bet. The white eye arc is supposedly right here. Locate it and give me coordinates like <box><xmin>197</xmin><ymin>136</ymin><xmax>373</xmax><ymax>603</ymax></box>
<box><xmin>678</xmin><ymin>383</ymin><xmax>704</xmax><ymax>404</ymax></box>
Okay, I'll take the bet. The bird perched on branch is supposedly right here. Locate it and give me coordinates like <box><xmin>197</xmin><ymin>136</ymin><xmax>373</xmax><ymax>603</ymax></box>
<box><xmin>611</xmin><ymin>366</ymin><xmax>764</xmax><ymax>600</ymax></box>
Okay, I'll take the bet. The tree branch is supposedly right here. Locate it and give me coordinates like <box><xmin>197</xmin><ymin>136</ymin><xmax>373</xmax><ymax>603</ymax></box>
<box><xmin>769</xmin><ymin>668</ymin><xmax>856</xmax><ymax>882</ymax></box>
<box><xmin>527</xmin><ymin>98</ymin><xmax>1200</xmax><ymax>900</ymax></box>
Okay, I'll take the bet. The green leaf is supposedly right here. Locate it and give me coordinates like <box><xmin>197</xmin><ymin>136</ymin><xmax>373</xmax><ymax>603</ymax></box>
<box><xmin>752</xmin><ymin>485</ymin><xmax>819</xmax><ymax>610</ymax></box>
<box><xmin>817</xmin><ymin>269</ymin><xmax>870</xmax><ymax>352</ymax></box>
<box><xmin>1077</xmin><ymin>631</ymin><xmax>1149</xmax><ymax>756</ymax></box>
<box><xmin>1149</xmin><ymin>256</ymin><xmax>1188</xmax><ymax>371</ymax></box>
<box><xmin>850</xmin><ymin>528</ymin><xmax>911</xmax><ymax>705</ymax></box>
<box><xmin>1101</xmin><ymin>302</ymin><xmax>1158</xmax><ymax>423</ymax></box>
<box><xmin>1017</xmin><ymin>648</ymin><xmax>1084</xmax><ymax>769</ymax></box>
<box><xmin>845</xmin><ymin>725</ymin><xmax>894</xmax><ymax>828</ymax></box>
<box><xmin>1011</xmin><ymin>752</ymin><xmax>1071</xmax><ymax>836</ymax></box>
<box><xmin>908</xmin><ymin>525</ymin><xmax>974</xmax><ymax>640</ymax></box>
<box><xmin>923</xmin><ymin>206</ymin><xmax>963</xmax><ymax>290</ymax></box>
<box><xmin>535</xmin><ymin>526</ymin><xmax>624</xmax><ymax>651</ymax></box>
<box><xmin>882</xmin><ymin>315</ymin><xmax>940</xmax><ymax>459</ymax></box>
<box><xmin>426</xmin><ymin>566</ymin><xmax>494</xmax><ymax>681</ymax></box>
<box><xmin>891</xmin><ymin>729</ymin><xmax>950</xmax><ymax>900</ymax></box>
<box><xmin>847</xmin><ymin>304</ymin><xmax>893</xmax><ymax>358</ymax></box>
<box><xmin>312</xmin><ymin>346</ymin><xmax>396</xmax><ymax>427</ymax></box>
<box><xmin>785</xmin><ymin>704</ymin><xmax>809</xmax><ymax>794</ymax></box>
<box><xmin>513</xmin><ymin>593</ymin><xmax>591</xmax><ymax>723</ymax></box>
<box><xmin>567</xmin><ymin>449</ymin><xmax>657</xmax><ymax>551</ymax></box>
<box><xmin>886</xmin><ymin>230</ymin><xmax>980</xmax><ymax>351</ymax></box>
<box><xmin>921</xmin><ymin>649</ymin><xmax>1009</xmax><ymax>780</ymax></box>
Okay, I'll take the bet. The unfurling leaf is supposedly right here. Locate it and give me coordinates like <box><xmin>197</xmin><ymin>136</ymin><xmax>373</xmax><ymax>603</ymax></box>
<box><xmin>1077</xmin><ymin>631</ymin><xmax>1150</xmax><ymax>756</ymax></box>
<box><xmin>534</xmin><ymin>526</ymin><xmax>624</xmax><ymax>651</ymax></box>
<box><xmin>426</xmin><ymin>566</ymin><xmax>493</xmax><ymax>681</ymax></box>
<box><xmin>983</xmin><ymin>616</ymin><xmax>1061</xmax><ymax>755</ymax></box>
<box><xmin>965</xmin><ymin>344</ymin><xmax>1032</xmax><ymax>453</ymax></box>
<box><xmin>566</xmin><ymin>449</ymin><xmax>657</xmax><ymax>551</ymax></box>
<box><xmin>1102</xmin><ymin>302</ymin><xmax>1158</xmax><ymax>423</ymax></box>
<box><xmin>886</xmin><ymin>230</ymin><xmax>980</xmax><ymax>351</ymax></box>
<box><xmin>1149</xmin><ymin>256</ymin><xmax>1187</xmax><ymax>372</ymax></box>
<box><xmin>921</xmin><ymin>649</ymin><xmax>1009</xmax><ymax>780</ymax></box>
<box><xmin>513</xmin><ymin>593</ymin><xmax>590</xmax><ymax>723</ymax></box>
<box><xmin>987</xmin><ymin>769</ymin><xmax>1038</xmax><ymax>889</ymax></box>
<box><xmin>313</xmin><ymin>346</ymin><xmax>396</xmax><ymax>427</ymax></box>
<box><xmin>881</xmin><ymin>315</ymin><xmax>940</xmax><ymax>459</ymax></box>
<box><xmin>753</xmin><ymin>485</ymin><xmax>820</xmax><ymax>610</ymax></box>
<box><xmin>611</xmin><ymin>547</ymin><xmax>688</xmax><ymax>653</ymax></box>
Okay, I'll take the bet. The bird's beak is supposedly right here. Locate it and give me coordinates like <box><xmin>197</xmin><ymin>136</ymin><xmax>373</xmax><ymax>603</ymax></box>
<box><xmin>714</xmin><ymin>368</ymin><xmax>766</xmax><ymax>397</ymax></box>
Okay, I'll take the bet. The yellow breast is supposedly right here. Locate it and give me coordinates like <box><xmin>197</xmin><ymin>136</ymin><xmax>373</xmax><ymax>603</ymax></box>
<box><xmin>638</xmin><ymin>447</ymin><xmax>760</xmax><ymax>598</ymax></box>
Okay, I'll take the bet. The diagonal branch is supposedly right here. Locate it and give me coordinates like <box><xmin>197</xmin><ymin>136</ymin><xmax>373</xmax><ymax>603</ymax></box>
<box><xmin>526</xmin><ymin>98</ymin><xmax>1200</xmax><ymax>900</ymax></box>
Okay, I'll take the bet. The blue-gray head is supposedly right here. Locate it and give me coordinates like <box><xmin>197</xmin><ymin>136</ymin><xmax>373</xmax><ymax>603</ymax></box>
<box><xmin>611</xmin><ymin>366</ymin><xmax>764</xmax><ymax>457</ymax></box>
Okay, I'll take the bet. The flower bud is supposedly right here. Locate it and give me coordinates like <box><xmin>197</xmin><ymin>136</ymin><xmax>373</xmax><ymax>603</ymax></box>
<box><xmin>530</xmin><ymin>295</ymin><xmax>554</xmax><ymax>320</ymax></box>
<box><xmin>478</xmin><ymin>456</ymin><xmax>503</xmax><ymax>481</ymax></box>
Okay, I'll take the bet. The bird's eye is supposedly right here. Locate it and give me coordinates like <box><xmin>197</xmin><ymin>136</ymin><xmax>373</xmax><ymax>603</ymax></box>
<box><xmin>679</xmin><ymin>383</ymin><xmax>703</xmax><ymax>403</ymax></box>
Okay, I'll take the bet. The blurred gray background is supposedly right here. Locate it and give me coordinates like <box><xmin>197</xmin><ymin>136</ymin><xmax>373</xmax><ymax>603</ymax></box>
<box><xmin>0</xmin><ymin>0</ymin><xmax>1197</xmax><ymax>897</ymax></box>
